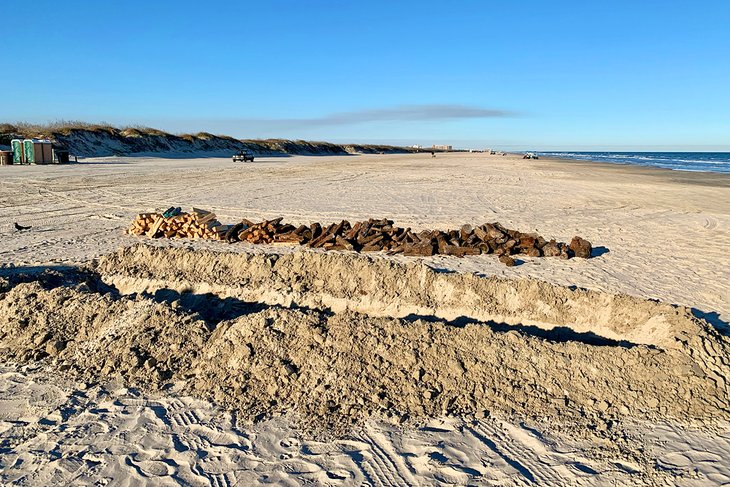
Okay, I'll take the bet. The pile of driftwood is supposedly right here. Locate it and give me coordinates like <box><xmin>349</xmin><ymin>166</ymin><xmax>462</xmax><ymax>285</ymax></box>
<box><xmin>127</xmin><ymin>208</ymin><xmax>232</xmax><ymax>240</ymax></box>
<box><xmin>127</xmin><ymin>210</ymin><xmax>593</xmax><ymax>265</ymax></box>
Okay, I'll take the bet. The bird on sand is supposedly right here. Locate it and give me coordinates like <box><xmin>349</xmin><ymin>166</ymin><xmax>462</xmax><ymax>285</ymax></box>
<box><xmin>14</xmin><ymin>222</ymin><xmax>31</xmax><ymax>231</ymax></box>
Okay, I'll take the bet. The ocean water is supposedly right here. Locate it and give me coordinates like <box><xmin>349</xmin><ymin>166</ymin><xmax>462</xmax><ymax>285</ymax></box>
<box><xmin>535</xmin><ymin>152</ymin><xmax>730</xmax><ymax>174</ymax></box>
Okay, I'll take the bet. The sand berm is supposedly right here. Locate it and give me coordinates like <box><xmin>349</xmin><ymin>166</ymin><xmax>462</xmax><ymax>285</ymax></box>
<box><xmin>1</xmin><ymin>244</ymin><xmax>729</xmax><ymax>436</ymax></box>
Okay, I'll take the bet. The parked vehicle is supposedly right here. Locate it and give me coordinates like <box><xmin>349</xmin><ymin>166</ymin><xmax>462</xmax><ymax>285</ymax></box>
<box><xmin>233</xmin><ymin>149</ymin><xmax>255</xmax><ymax>162</ymax></box>
<box><xmin>523</xmin><ymin>152</ymin><xmax>539</xmax><ymax>159</ymax></box>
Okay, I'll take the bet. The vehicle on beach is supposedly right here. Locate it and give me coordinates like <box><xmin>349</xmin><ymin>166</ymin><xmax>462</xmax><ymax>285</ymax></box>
<box><xmin>523</xmin><ymin>152</ymin><xmax>539</xmax><ymax>159</ymax></box>
<box><xmin>232</xmin><ymin>149</ymin><xmax>255</xmax><ymax>162</ymax></box>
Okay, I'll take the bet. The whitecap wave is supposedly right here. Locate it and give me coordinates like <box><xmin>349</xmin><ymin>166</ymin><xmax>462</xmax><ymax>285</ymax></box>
<box><xmin>535</xmin><ymin>152</ymin><xmax>730</xmax><ymax>174</ymax></box>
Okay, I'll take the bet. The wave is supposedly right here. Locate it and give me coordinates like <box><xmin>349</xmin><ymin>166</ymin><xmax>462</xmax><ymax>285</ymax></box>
<box><xmin>535</xmin><ymin>152</ymin><xmax>730</xmax><ymax>174</ymax></box>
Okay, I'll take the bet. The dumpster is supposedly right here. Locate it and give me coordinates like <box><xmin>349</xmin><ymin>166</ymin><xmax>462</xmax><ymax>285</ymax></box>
<box><xmin>0</xmin><ymin>150</ymin><xmax>12</xmax><ymax>165</ymax></box>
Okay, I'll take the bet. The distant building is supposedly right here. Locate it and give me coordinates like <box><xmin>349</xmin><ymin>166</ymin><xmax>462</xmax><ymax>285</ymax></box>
<box><xmin>432</xmin><ymin>144</ymin><xmax>452</xmax><ymax>151</ymax></box>
<box><xmin>410</xmin><ymin>144</ymin><xmax>422</xmax><ymax>149</ymax></box>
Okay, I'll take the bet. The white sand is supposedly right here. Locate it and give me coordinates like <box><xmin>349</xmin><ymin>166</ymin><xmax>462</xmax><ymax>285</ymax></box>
<box><xmin>1</xmin><ymin>152</ymin><xmax>729</xmax><ymax>485</ymax></box>
<box><xmin>2</xmin><ymin>364</ymin><xmax>729</xmax><ymax>486</ymax></box>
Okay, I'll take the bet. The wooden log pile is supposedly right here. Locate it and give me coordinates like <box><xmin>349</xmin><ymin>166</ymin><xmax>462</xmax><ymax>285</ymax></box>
<box><xmin>127</xmin><ymin>210</ymin><xmax>593</xmax><ymax>264</ymax></box>
<box><xmin>126</xmin><ymin>208</ymin><xmax>233</xmax><ymax>240</ymax></box>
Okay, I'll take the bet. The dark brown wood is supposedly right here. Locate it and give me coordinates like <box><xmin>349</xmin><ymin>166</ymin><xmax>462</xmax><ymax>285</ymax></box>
<box><xmin>403</xmin><ymin>242</ymin><xmax>435</xmax><ymax>256</ymax></box>
<box><xmin>310</xmin><ymin>222</ymin><xmax>322</xmax><ymax>240</ymax></box>
<box><xmin>335</xmin><ymin>236</ymin><xmax>354</xmax><ymax>250</ymax></box>
<box><xmin>309</xmin><ymin>231</ymin><xmax>335</xmax><ymax>248</ymax></box>
<box><xmin>359</xmin><ymin>233</ymin><xmax>384</xmax><ymax>246</ymax></box>
<box><xmin>436</xmin><ymin>234</ymin><xmax>449</xmax><ymax>253</ymax></box>
<box><xmin>128</xmin><ymin>213</ymin><xmax>591</xmax><ymax>263</ymax></box>
<box><xmin>344</xmin><ymin>222</ymin><xmax>362</xmax><ymax>239</ymax></box>
<box><xmin>443</xmin><ymin>246</ymin><xmax>480</xmax><ymax>257</ymax></box>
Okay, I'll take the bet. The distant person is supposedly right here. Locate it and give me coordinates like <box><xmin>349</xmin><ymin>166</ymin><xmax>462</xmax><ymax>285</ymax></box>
<box><xmin>431</xmin><ymin>151</ymin><xmax>435</xmax><ymax>158</ymax></box>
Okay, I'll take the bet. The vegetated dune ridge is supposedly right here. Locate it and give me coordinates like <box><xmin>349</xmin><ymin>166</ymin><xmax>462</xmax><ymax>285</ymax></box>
<box><xmin>1</xmin><ymin>244</ymin><xmax>729</xmax><ymax>440</ymax></box>
<box><xmin>0</xmin><ymin>123</ymin><xmax>415</xmax><ymax>157</ymax></box>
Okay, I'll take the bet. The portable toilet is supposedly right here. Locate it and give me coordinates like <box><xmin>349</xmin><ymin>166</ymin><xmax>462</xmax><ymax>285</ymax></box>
<box><xmin>22</xmin><ymin>139</ymin><xmax>53</xmax><ymax>164</ymax></box>
<box><xmin>39</xmin><ymin>141</ymin><xmax>53</xmax><ymax>163</ymax></box>
<box><xmin>22</xmin><ymin>140</ymin><xmax>34</xmax><ymax>163</ymax></box>
<box><xmin>11</xmin><ymin>139</ymin><xmax>24</xmax><ymax>164</ymax></box>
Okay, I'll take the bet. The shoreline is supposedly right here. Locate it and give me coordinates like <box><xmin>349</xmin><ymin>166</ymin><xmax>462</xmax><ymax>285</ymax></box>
<box><xmin>527</xmin><ymin>151</ymin><xmax>730</xmax><ymax>178</ymax></box>
<box><xmin>500</xmin><ymin>151</ymin><xmax>730</xmax><ymax>187</ymax></box>
<box><xmin>4</xmin><ymin>148</ymin><xmax>730</xmax><ymax>184</ymax></box>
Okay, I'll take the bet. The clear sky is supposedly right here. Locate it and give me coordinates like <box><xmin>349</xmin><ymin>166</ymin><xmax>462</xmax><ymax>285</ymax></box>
<box><xmin>3</xmin><ymin>1</ymin><xmax>729</xmax><ymax>150</ymax></box>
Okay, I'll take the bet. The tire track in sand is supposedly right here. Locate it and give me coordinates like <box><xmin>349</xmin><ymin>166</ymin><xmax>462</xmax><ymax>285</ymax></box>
<box><xmin>356</xmin><ymin>425</ymin><xmax>418</xmax><ymax>487</ymax></box>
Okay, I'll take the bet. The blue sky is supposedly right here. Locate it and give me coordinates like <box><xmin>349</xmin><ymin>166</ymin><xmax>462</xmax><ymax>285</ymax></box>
<box><xmin>3</xmin><ymin>1</ymin><xmax>729</xmax><ymax>150</ymax></box>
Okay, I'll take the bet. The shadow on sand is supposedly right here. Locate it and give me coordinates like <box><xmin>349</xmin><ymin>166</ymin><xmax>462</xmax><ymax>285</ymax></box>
<box><xmin>692</xmin><ymin>308</ymin><xmax>730</xmax><ymax>338</ymax></box>
<box><xmin>401</xmin><ymin>313</ymin><xmax>640</xmax><ymax>348</ymax></box>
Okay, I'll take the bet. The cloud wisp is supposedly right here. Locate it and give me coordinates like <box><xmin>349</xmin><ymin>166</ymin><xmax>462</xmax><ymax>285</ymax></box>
<box><xmin>145</xmin><ymin>104</ymin><xmax>514</xmax><ymax>138</ymax></box>
<box><xmin>301</xmin><ymin>104</ymin><xmax>511</xmax><ymax>126</ymax></box>
<box><xmin>225</xmin><ymin>104</ymin><xmax>512</xmax><ymax>131</ymax></box>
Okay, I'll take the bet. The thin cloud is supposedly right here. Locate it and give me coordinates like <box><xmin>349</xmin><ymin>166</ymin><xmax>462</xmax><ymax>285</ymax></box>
<box><xmin>145</xmin><ymin>104</ymin><xmax>514</xmax><ymax>138</ymax></box>
<box><xmin>303</xmin><ymin>104</ymin><xmax>512</xmax><ymax>126</ymax></box>
<box><xmin>229</xmin><ymin>104</ymin><xmax>512</xmax><ymax>130</ymax></box>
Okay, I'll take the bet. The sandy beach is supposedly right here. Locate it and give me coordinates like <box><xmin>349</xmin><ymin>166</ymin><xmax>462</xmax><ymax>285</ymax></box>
<box><xmin>2</xmin><ymin>152</ymin><xmax>728</xmax><ymax>322</ymax></box>
<box><xmin>2</xmin><ymin>152</ymin><xmax>730</xmax><ymax>485</ymax></box>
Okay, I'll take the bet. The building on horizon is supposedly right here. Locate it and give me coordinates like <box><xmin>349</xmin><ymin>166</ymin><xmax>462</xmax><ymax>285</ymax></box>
<box><xmin>432</xmin><ymin>144</ymin><xmax>452</xmax><ymax>151</ymax></box>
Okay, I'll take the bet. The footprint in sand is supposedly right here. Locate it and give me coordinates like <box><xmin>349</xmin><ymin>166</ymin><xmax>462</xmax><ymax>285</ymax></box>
<box><xmin>703</xmin><ymin>216</ymin><xmax>718</xmax><ymax>230</ymax></box>
<box><xmin>280</xmin><ymin>437</ymin><xmax>300</xmax><ymax>449</ymax></box>
<box><xmin>324</xmin><ymin>469</ymin><xmax>351</xmax><ymax>481</ymax></box>
<box><xmin>130</xmin><ymin>458</ymin><xmax>177</xmax><ymax>477</ymax></box>
<box><xmin>278</xmin><ymin>437</ymin><xmax>301</xmax><ymax>459</ymax></box>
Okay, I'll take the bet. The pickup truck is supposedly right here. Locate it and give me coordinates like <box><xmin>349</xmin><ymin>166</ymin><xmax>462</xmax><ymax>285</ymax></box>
<box><xmin>232</xmin><ymin>149</ymin><xmax>255</xmax><ymax>162</ymax></box>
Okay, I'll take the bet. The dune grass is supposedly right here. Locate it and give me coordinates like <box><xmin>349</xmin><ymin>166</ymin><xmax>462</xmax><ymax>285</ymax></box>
<box><xmin>0</xmin><ymin>121</ymin><xmax>413</xmax><ymax>153</ymax></box>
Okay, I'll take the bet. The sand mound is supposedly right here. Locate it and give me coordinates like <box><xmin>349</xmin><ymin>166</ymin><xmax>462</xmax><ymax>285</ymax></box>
<box><xmin>1</xmin><ymin>244</ymin><xmax>729</xmax><ymax>434</ymax></box>
<box><xmin>97</xmin><ymin>245</ymin><xmax>710</xmax><ymax>348</ymax></box>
